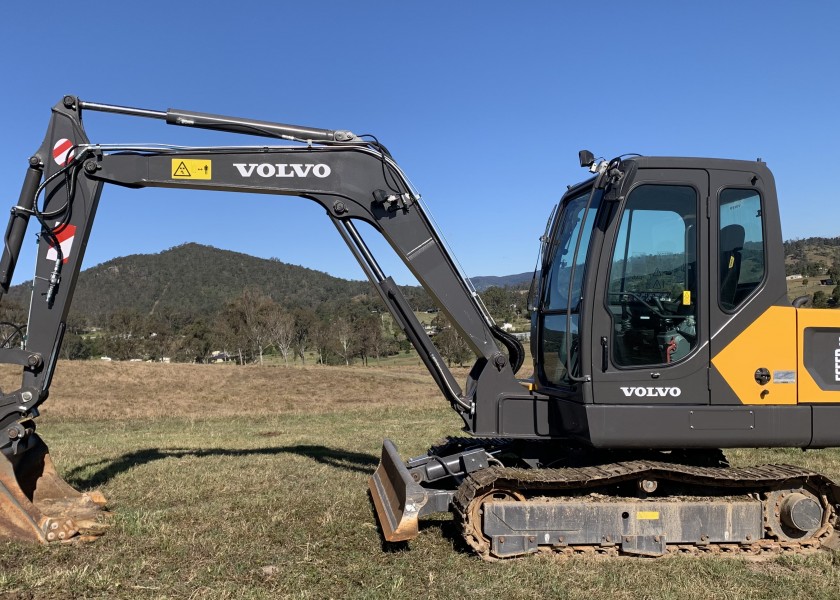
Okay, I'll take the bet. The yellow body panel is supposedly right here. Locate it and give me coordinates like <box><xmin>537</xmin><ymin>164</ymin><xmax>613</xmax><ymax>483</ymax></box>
<box><xmin>711</xmin><ymin>306</ymin><xmax>797</xmax><ymax>405</ymax></box>
<box><xmin>797</xmin><ymin>308</ymin><xmax>840</xmax><ymax>403</ymax></box>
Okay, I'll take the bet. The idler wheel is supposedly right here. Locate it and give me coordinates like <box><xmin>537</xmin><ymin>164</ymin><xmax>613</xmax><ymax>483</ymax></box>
<box><xmin>780</xmin><ymin>493</ymin><xmax>823</xmax><ymax>534</ymax></box>
<box><xmin>765</xmin><ymin>489</ymin><xmax>825</xmax><ymax>541</ymax></box>
<box><xmin>463</xmin><ymin>488</ymin><xmax>525</xmax><ymax>557</ymax></box>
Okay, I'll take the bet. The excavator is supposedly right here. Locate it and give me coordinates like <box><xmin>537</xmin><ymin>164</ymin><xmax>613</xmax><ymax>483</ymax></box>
<box><xmin>0</xmin><ymin>95</ymin><xmax>839</xmax><ymax>558</ymax></box>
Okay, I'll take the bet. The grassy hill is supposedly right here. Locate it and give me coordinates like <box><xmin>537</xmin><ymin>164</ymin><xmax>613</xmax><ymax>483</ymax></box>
<box><xmin>4</xmin><ymin>243</ymin><xmax>432</xmax><ymax>325</ymax></box>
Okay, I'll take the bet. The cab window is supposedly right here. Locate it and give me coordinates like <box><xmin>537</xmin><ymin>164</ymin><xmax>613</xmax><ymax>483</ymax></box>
<box><xmin>719</xmin><ymin>189</ymin><xmax>764</xmax><ymax>311</ymax></box>
<box><xmin>606</xmin><ymin>185</ymin><xmax>698</xmax><ymax>366</ymax></box>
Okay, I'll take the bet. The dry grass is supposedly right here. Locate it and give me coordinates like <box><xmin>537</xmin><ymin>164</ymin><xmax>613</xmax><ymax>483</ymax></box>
<box><xmin>0</xmin><ymin>361</ymin><xmax>839</xmax><ymax>599</ymax></box>
<box><xmin>1</xmin><ymin>362</ymin><xmax>464</xmax><ymax>422</ymax></box>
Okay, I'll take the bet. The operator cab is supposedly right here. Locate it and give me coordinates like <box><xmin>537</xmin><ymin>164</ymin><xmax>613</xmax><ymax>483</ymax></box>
<box><xmin>529</xmin><ymin>152</ymin><xmax>786</xmax><ymax>445</ymax></box>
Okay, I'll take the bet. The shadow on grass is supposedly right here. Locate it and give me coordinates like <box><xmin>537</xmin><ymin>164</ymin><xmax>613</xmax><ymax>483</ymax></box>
<box><xmin>64</xmin><ymin>444</ymin><xmax>379</xmax><ymax>488</ymax></box>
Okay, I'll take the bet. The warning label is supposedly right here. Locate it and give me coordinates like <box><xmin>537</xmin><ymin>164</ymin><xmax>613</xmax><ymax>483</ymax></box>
<box><xmin>171</xmin><ymin>159</ymin><xmax>212</xmax><ymax>180</ymax></box>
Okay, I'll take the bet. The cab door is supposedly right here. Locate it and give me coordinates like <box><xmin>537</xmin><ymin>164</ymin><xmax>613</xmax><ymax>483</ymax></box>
<box><xmin>706</xmin><ymin>167</ymin><xmax>798</xmax><ymax>407</ymax></box>
<box><xmin>590</xmin><ymin>169</ymin><xmax>710</xmax><ymax>405</ymax></box>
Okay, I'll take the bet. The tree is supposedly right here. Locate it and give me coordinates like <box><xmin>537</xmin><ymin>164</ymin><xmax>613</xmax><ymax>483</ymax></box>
<box><xmin>357</xmin><ymin>313</ymin><xmax>385</xmax><ymax>365</ymax></box>
<box><xmin>0</xmin><ymin>300</ymin><xmax>27</xmax><ymax>331</ymax></box>
<box><xmin>311</xmin><ymin>319</ymin><xmax>334</xmax><ymax>365</ymax></box>
<box><xmin>60</xmin><ymin>332</ymin><xmax>92</xmax><ymax>360</ymax></box>
<box><xmin>481</xmin><ymin>286</ymin><xmax>519</xmax><ymax>323</ymax></box>
<box><xmin>292</xmin><ymin>308</ymin><xmax>316</xmax><ymax>365</ymax></box>
<box><xmin>432</xmin><ymin>314</ymin><xmax>471</xmax><ymax>367</ymax></box>
<box><xmin>241</xmin><ymin>288</ymin><xmax>274</xmax><ymax>364</ymax></box>
<box><xmin>173</xmin><ymin>319</ymin><xmax>213</xmax><ymax>363</ymax></box>
<box><xmin>103</xmin><ymin>309</ymin><xmax>145</xmax><ymax>360</ymax></box>
<box><xmin>217</xmin><ymin>291</ymin><xmax>267</xmax><ymax>365</ymax></box>
<box><xmin>828</xmin><ymin>260</ymin><xmax>840</xmax><ymax>284</ymax></box>
<box><xmin>812</xmin><ymin>290</ymin><xmax>828</xmax><ymax>308</ymax></box>
<box><xmin>266</xmin><ymin>306</ymin><xmax>295</xmax><ymax>366</ymax></box>
<box><xmin>334</xmin><ymin>316</ymin><xmax>356</xmax><ymax>366</ymax></box>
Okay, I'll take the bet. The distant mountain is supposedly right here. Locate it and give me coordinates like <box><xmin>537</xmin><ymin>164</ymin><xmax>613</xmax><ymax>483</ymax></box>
<box><xmin>469</xmin><ymin>272</ymin><xmax>533</xmax><ymax>291</ymax></box>
<box><xmin>5</xmin><ymin>234</ymin><xmax>834</xmax><ymax>327</ymax></box>
<box><xmin>4</xmin><ymin>243</ymin><xmax>398</xmax><ymax>324</ymax></box>
<box><xmin>4</xmin><ymin>243</ymin><xmax>535</xmax><ymax>326</ymax></box>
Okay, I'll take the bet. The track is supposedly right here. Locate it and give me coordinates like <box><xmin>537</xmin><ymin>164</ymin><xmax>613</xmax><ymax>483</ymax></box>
<box><xmin>449</xmin><ymin>458</ymin><xmax>840</xmax><ymax>559</ymax></box>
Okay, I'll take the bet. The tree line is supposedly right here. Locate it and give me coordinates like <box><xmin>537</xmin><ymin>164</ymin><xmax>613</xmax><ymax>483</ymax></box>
<box><xmin>0</xmin><ymin>276</ymin><xmax>530</xmax><ymax>367</ymax></box>
<box><xmin>54</xmin><ymin>288</ymin><xmax>415</xmax><ymax>366</ymax></box>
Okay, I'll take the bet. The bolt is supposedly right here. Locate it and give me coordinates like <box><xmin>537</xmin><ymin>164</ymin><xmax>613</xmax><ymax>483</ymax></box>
<box><xmin>654</xmin><ymin>535</ymin><xmax>661</xmax><ymax>542</ymax></box>
<box><xmin>499</xmin><ymin>537</ymin><xmax>505</xmax><ymax>544</ymax></box>
<box><xmin>528</xmin><ymin>536</ymin><xmax>535</xmax><ymax>543</ymax></box>
<box><xmin>46</xmin><ymin>532</ymin><xmax>55</xmax><ymax>541</ymax></box>
<box><xmin>26</xmin><ymin>354</ymin><xmax>40</xmax><ymax>368</ymax></box>
<box><xmin>410</xmin><ymin>472</ymin><xmax>422</xmax><ymax>483</ymax></box>
<box><xmin>745</xmin><ymin>534</ymin><xmax>752</xmax><ymax>541</ymax></box>
<box><xmin>63</xmin><ymin>96</ymin><xmax>75</xmax><ymax>108</ymax></box>
<box><xmin>84</xmin><ymin>160</ymin><xmax>99</xmax><ymax>174</ymax></box>
<box><xmin>333</xmin><ymin>201</ymin><xmax>347</xmax><ymax>215</ymax></box>
<box><xmin>58</xmin><ymin>531</ymin><xmax>66</xmax><ymax>539</ymax></box>
<box><xmin>493</xmin><ymin>354</ymin><xmax>507</xmax><ymax>369</ymax></box>
<box><xmin>21</xmin><ymin>391</ymin><xmax>32</xmax><ymax>402</ymax></box>
<box><xmin>50</xmin><ymin>521</ymin><xmax>58</xmax><ymax>530</ymax></box>
<box><xmin>28</xmin><ymin>156</ymin><xmax>41</xmax><ymax>167</ymax></box>
<box><xmin>6</xmin><ymin>427</ymin><xmax>19</xmax><ymax>439</ymax></box>
<box><xmin>624</xmin><ymin>536</ymin><xmax>631</xmax><ymax>543</ymax></box>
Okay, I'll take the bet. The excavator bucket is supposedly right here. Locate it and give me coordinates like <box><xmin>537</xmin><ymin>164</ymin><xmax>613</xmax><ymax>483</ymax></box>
<box><xmin>369</xmin><ymin>439</ymin><xmax>428</xmax><ymax>542</ymax></box>
<box><xmin>0</xmin><ymin>432</ymin><xmax>108</xmax><ymax>543</ymax></box>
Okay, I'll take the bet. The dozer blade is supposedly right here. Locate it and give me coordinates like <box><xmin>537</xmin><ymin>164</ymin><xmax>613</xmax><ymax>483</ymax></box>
<box><xmin>369</xmin><ymin>439</ymin><xmax>428</xmax><ymax>542</ymax></box>
<box><xmin>0</xmin><ymin>432</ymin><xmax>108</xmax><ymax>543</ymax></box>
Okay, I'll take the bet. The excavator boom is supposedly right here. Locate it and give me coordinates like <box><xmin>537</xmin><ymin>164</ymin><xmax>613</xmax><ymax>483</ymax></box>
<box><xmin>0</xmin><ymin>96</ymin><xmax>528</xmax><ymax>542</ymax></box>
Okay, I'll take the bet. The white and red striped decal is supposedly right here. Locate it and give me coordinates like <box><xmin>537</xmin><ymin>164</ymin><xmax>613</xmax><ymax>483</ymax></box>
<box><xmin>52</xmin><ymin>138</ymin><xmax>75</xmax><ymax>166</ymax></box>
<box><xmin>45</xmin><ymin>223</ymin><xmax>76</xmax><ymax>264</ymax></box>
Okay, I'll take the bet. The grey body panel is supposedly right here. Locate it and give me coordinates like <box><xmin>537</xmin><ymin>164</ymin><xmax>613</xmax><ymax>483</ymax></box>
<box><xmin>492</xmin><ymin>395</ymin><xmax>840</xmax><ymax>448</ymax></box>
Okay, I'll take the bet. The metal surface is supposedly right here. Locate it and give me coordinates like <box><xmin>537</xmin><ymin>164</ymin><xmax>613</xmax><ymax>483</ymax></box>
<box><xmin>483</xmin><ymin>499</ymin><xmax>763</xmax><ymax>558</ymax></box>
<box><xmin>368</xmin><ymin>439</ymin><xmax>428</xmax><ymax>542</ymax></box>
<box><xmin>453</xmin><ymin>460</ymin><xmax>838</xmax><ymax>559</ymax></box>
<box><xmin>0</xmin><ymin>432</ymin><xmax>107</xmax><ymax>542</ymax></box>
<box><xmin>764</xmin><ymin>488</ymin><xmax>826</xmax><ymax>542</ymax></box>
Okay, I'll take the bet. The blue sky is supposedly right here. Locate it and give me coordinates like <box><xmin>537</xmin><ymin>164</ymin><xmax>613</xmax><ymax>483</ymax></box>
<box><xmin>1</xmin><ymin>2</ymin><xmax>838</xmax><ymax>286</ymax></box>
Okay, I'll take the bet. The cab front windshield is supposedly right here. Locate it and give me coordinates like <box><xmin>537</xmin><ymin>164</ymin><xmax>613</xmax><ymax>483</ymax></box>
<box><xmin>539</xmin><ymin>187</ymin><xmax>601</xmax><ymax>386</ymax></box>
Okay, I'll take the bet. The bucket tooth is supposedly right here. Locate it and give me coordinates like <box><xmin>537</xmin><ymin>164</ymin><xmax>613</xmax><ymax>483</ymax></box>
<box><xmin>369</xmin><ymin>439</ymin><xmax>427</xmax><ymax>542</ymax></box>
<box><xmin>0</xmin><ymin>432</ymin><xmax>108</xmax><ymax>543</ymax></box>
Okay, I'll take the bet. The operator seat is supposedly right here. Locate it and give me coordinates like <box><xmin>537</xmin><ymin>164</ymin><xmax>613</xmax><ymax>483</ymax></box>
<box><xmin>719</xmin><ymin>224</ymin><xmax>745</xmax><ymax>310</ymax></box>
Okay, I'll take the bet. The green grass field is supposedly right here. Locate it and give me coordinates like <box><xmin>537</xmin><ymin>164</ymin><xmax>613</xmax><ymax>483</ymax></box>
<box><xmin>0</xmin><ymin>362</ymin><xmax>839</xmax><ymax>599</ymax></box>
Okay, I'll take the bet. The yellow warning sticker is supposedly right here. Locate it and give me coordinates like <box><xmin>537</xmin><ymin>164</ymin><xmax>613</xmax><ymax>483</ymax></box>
<box><xmin>171</xmin><ymin>159</ymin><xmax>212</xmax><ymax>180</ymax></box>
<box><xmin>728</xmin><ymin>255</ymin><xmax>735</xmax><ymax>269</ymax></box>
<box><xmin>636</xmin><ymin>511</ymin><xmax>660</xmax><ymax>520</ymax></box>
<box><xmin>682</xmin><ymin>290</ymin><xmax>691</xmax><ymax>306</ymax></box>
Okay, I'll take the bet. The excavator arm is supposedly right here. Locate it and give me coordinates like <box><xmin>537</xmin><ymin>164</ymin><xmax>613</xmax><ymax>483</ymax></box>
<box><xmin>0</xmin><ymin>96</ymin><xmax>532</xmax><ymax>542</ymax></box>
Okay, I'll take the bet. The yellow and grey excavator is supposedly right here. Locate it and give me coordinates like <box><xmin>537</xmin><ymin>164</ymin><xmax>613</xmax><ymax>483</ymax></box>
<box><xmin>0</xmin><ymin>96</ymin><xmax>838</xmax><ymax>557</ymax></box>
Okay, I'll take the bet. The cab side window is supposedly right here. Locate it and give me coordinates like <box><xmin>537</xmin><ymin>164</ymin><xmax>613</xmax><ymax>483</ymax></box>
<box><xmin>606</xmin><ymin>185</ymin><xmax>698</xmax><ymax>366</ymax></box>
<box><xmin>719</xmin><ymin>189</ymin><xmax>764</xmax><ymax>311</ymax></box>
